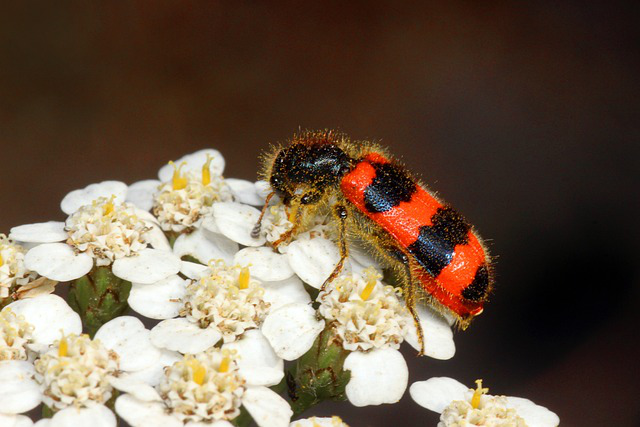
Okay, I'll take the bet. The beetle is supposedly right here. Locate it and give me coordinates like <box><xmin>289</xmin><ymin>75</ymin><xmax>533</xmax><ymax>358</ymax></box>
<box><xmin>252</xmin><ymin>130</ymin><xmax>493</xmax><ymax>353</ymax></box>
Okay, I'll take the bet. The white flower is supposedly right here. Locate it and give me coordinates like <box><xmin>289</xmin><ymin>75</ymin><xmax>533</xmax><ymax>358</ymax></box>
<box><xmin>150</xmin><ymin>261</ymin><xmax>292</xmax><ymax>355</ymax></box>
<box><xmin>0</xmin><ymin>309</ymin><xmax>34</xmax><ymax>361</ymax></box>
<box><xmin>0</xmin><ymin>234</ymin><xmax>38</xmax><ymax>299</ymax></box>
<box><xmin>318</xmin><ymin>268</ymin><xmax>407</xmax><ymax>352</ymax></box>
<box><xmin>290</xmin><ymin>416</ymin><xmax>350</xmax><ymax>427</ymax></box>
<box><xmin>0</xmin><ymin>295</ymin><xmax>82</xmax><ymax>426</ymax></box>
<box><xmin>152</xmin><ymin>157</ymin><xmax>233</xmax><ymax>233</ymax></box>
<box><xmin>3</xmin><ymin>294</ymin><xmax>82</xmax><ymax>354</ymax></box>
<box><xmin>13</xmin><ymin>185</ymin><xmax>179</xmax><ymax>284</ymax></box>
<box><xmin>34</xmin><ymin>333</ymin><xmax>119</xmax><ymax>411</ymax></box>
<box><xmin>114</xmin><ymin>346</ymin><xmax>292</xmax><ymax>427</ymax></box>
<box><xmin>65</xmin><ymin>196</ymin><xmax>150</xmax><ymax>266</ymax></box>
<box><xmin>2</xmin><ymin>315</ymin><xmax>170</xmax><ymax>427</ymax></box>
<box><xmin>409</xmin><ymin>377</ymin><xmax>560</xmax><ymax>427</ymax></box>
<box><xmin>263</xmin><ymin>267</ymin><xmax>456</xmax><ymax>408</ymax></box>
<box><xmin>181</xmin><ymin>262</ymin><xmax>270</xmax><ymax>342</ymax></box>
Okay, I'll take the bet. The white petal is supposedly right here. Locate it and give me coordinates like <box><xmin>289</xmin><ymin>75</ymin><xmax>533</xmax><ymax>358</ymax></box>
<box><xmin>125</xmin><ymin>350</ymin><xmax>182</xmax><ymax>387</ymax></box>
<box><xmin>141</xmin><ymin>223</ymin><xmax>172</xmax><ymax>251</ymax></box>
<box><xmin>201</xmin><ymin>214</ymin><xmax>221</xmax><ymax>234</ymax></box>
<box><xmin>254</xmin><ymin>180</ymin><xmax>273</xmax><ymax>199</ymax></box>
<box><xmin>133</xmin><ymin>208</ymin><xmax>160</xmax><ymax>225</ymax></box>
<box><xmin>212</xmin><ymin>202</ymin><xmax>266</xmax><ymax>246</ymax></box>
<box><xmin>404</xmin><ymin>304</ymin><xmax>455</xmax><ymax>360</ymax></box>
<box><xmin>126</xmin><ymin>180</ymin><xmax>161</xmax><ymax>211</ymax></box>
<box><xmin>109</xmin><ymin>375</ymin><xmax>162</xmax><ymax>402</ymax></box>
<box><xmin>7</xmin><ymin>294</ymin><xmax>82</xmax><ymax>353</ymax></box>
<box><xmin>8</xmin><ymin>222</ymin><xmax>67</xmax><ymax>243</ymax></box>
<box><xmin>115</xmin><ymin>394</ymin><xmax>181</xmax><ymax>427</ymax></box>
<box><xmin>223</xmin><ymin>330</ymin><xmax>284</xmax><ymax>387</ymax></box>
<box><xmin>112</xmin><ymin>248</ymin><xmax>181</xmax><ymax>284</ymax></box>
<box><xmin>50</xmin><ymin>404</ymin><xmax>116</xmax><ymax>427</ymax></box>
<box><xmin>24</xmin><ymin>243</ymin><xmax>93</xmax><ymax>282</ymax></box>
<box><xmin>286</xmin><ymin>237</ymin><xmax>340</xmax><ymax>289</ymax></box>
<box><xmin>173</xmin><ymin>228</ymin><xmax>238</xmax><ymax>265</ymax></box>
<box><xmin>241</xmin><ymin>386</ymin><xmax>292</xmax><ymax>427</ymax></box>
<box><xmin>0</xmin><ymin>414</ymin><xmax>33</xmax><ymax>427</ymax></box>
<box><xmin>226</xmin><ymin>178</ymin><xmax>264</xmax><ymax>206</ymax></box>
<box><xmin>94</xmin><ymin>316</ymin><xmax>161</xmax><ymax>372</ymax></box>
<box><xmin>409</xmin><ymin>377</ymin><xmax>468</xmax><ymax>413</ymax></box>
<box><xmin>262</xmin><ymin>303</ymin><xmax>324</xmax><ymax>361</ymax></box>
<box><xmin>150</xmin><ymin>318</ymin><xmax>221</xmax><ymax>353</ymax></box>
<box><xmin>128</xmin><ymin>275</ymin><xmax>187</xmax><ymax>319</ymax></box>
<box><xmin>180</xmin><ymin>261</ymin><xmax>209</xmax><ymax>279</ymax></box>
<box><xmin>506</xmin><ymin>396</ymin><xmax>560</xmax><ymax>427</ymax></box>
<box><xmin>0</xmin><ymin>361</ymin><xmax>41</xmax><ymax>414</ymax></box>
<box><xmin>344</xmin><ymin>348</ymin><xmax>408</xmax><ymax>407</ymax></box>
<box><xmin>158</xmin><ymin>149</ymin><xmax>225</xmax><ymax>181</ymax></box>
<box><xmin>61</xmin><ymin>181</ymin><xmax>127</xmax><ymax>215</ymax></box>
<box><xmin>234</xmin><ymin>247</ymin><xmax>294</xmax><ymax>282</ymax></box>
<box><xmin>262</xmin><ymin>276</ymin><xmax>311</xmax><ymax>312</ymax></box>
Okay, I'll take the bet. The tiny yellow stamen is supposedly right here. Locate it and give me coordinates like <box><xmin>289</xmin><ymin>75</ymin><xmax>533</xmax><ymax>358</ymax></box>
<box><xmin>471</xmin><ymin>379</ymin><xmax>489</xmax><ymax>409</ymax></box>
<box><xmin>58</xmin><ymin>336</ymin><xmax>68</xmax><ymax>357</ymax></box>
<box><xmin>102</xmin><ymin>195</ymin><xmax>116</xmax><ymax>216</ymax></box>
<box><xmin>360</xmin><ymin>276</ymin><xmax>377</xmax><ymax>301</ymax></box>
<box><xmin>218</xmin><ymin>356</ymin><xmax>231</xmax><ymax>373</ymax></box>
<box><xmin>238</xmin><ymin>267</ymin><xmax>250</xmax><ymax>290</ymax></box>
<box><xmin>170</xmin><ymin>161</ymin><xmax>188</xmax><ymax>190</ymax></box>
<box><xmin>0</xmin><ymin>253</ymin><xmax>4</xmax><ymax>267</ymax></box>
<box><xmin>201</xmin><ymin>154</ymin><xmax>214</xmax><ymax>186</ymax></box>
<box><xmin>288</xmin><ymin>203</ymin><xmax>299</xmax><ymax>223</ymax></box>
<box><xmin>187</xmin><ymin>358</ymin><xmax>206</xmax><ymax>385</ymax></box>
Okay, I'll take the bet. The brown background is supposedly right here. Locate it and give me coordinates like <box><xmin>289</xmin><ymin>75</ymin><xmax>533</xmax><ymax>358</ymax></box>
<box><xmin>1</xmin><ymin>2</ymin><xmax>639</xmax><ymax>426</ymax></box>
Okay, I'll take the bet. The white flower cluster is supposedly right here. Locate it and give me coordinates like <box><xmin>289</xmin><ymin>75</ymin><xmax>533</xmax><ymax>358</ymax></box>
<box><xmin>0</xmin><ymin>234</ymin><xmax>37</xmax><ymax>298</ymax></box>
<box><xmin>410</xmin><ymin>377</ymin><xmax>560</xmax><ymax>427</ymax></box>
<box><xmin>153</xmin><ymin>157</ymin><xmax>233</xmax><ymax>233</ymax></box>
<box><xmin>35</xmin><ymin>333</ymin><xmax>119</xmax><ymax>410</ymax></box>
<box><xmin>181</xmin><ymin>261</ymin><xmax>271</xmax><ymax>343</ymax></box>
<box><xmin>65</xmin><ymin>197</ymin><xmax>149</xmax><ymax>266</ymax></box>
<box><xmin>158</xmin><ymin>348</ymin><xmax>245</xmax><ymax>422</ymax></box>
<box><xmin>318</xmin><ymin>267</ymin><xmax>408</xmax><ymax>351</ymax></box>
<box><xmin>0</xmin><ymin>308</ymin><xmax>33</xmax><ymax>361</ymax></box>
<box><xmin>0</xmin><ymin>148</ymin><xmax>560</xmax><ymax>427</ymax></box>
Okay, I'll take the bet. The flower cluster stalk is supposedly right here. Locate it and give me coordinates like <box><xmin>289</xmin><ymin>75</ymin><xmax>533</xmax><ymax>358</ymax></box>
<box><xmin>67</xmin><ymin>267</ymin><xmax>131</xmax><ymax>337</ymax></box>
<box><xmin>287</xmin><ymin>327</ymin><xmax>351</xmax><ymax>416</ymax></box>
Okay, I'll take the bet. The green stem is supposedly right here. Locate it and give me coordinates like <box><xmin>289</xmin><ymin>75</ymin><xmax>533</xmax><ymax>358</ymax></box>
<box><xmin>288</xmin><ymin>327</ymin><xmax>351</xmax><ymax>417</ymax></box>
<box><xmin>68</xmin><ymin>266</ymin><xmax>131</xmax><ymax>337</ymax></box>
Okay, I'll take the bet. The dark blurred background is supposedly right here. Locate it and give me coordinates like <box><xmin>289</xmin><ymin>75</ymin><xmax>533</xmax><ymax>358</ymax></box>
<box><xmin>1</xmin><ymin>2</ymin><xmax>638</xmax><ymax>426</ymax></box>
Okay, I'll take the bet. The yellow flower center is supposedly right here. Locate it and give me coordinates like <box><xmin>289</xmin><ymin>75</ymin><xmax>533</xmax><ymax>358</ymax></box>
<box><xmin>238</xmin><ymin>267</ymin><xmax>250</xmax><ymax>290</ymax></box>
<box><xmin>170</xmin><ymin>161</ymin><xmax>188</xmax><ymax>190</ymax></box>
<box><xmin>102</xmin><ymin>195</ymin><xmax>116</xmax><ymax>217</ymax></box>
<box><xmin>360</xmin><ymin>276</ymin><xmax>377</xmax><ymax>301</ymax></box>
<box><xmin>218</xmin><ymin>356</ymin><xmax>231</xmax><ymax>373</ymax></box>
<box><xmin>471</xmin><ymin>378</ymin><xmax>489</xmax><ymax>409</ymax></box>
<box><xmin>58</xmin><ymin>335</ymin><xmax>68</xmax><ymax>357</ymax></box>
<box><xmin>187</xmin><ymin>357</ymin><xmax>206</xmax><ymax>385</ymax></box>
<box><xmin>201</xmin><ymin>154</ymin><xmax>214</xmax><ymax>186</ymax></box>
<box><xmin>0</xmin><ymin>253</ymin><xmax>3</xmax><ymax>267</ymax></box>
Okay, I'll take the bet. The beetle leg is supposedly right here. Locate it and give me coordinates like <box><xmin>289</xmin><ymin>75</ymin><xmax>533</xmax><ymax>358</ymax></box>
<box><xmin>320</xmin><ymin>204</ymin><xmax>349</xmax><ymax>293</ymax></box>
<box><xmin>387</xmin><ymin>246</ymin><xmax>425</xmax><ymax>356</ymax></box>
